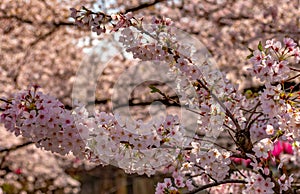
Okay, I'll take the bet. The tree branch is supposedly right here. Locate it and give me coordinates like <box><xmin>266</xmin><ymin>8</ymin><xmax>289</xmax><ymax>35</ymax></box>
<box><xmin>0</xmin><ymin>141</ymin><xmax>34</xmax><ymax>153</ymax></box>
<box><xmin>186</xmin><ymin>179</ymin><xmax>247</xmax><ymax>194</ymax></box>
<box><xmin>196</xmin><ymin>79</ymin><xmax>242</xmax><ymax>132</ymax></box>
<box><xmin>124</xmin><ymin>0</ymin><xmax>167</xmax><ymax>13</ymax></box>
<box><xmin>0</xmin><ymin>9</ymin><xmax>73</xmax><ymax>27</ymax></box>
<box><xmin>0</xmin><ymin>14</ymin><xmax>33</xmax><ymax>24</ymax></box>
<box><xmin>29</xmin><ymin>27</ymin><xmax>58</xmax><ymax>47</ymax></box>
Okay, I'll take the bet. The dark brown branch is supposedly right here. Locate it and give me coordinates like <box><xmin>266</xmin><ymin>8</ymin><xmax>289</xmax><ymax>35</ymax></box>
<box><xmin>245</xmin><ymin>101</ymin><xmax>261</xmax><ymax>131</ymax></box>
<box><xmin>0</xmin><ymin>9</ymin><xmax>73</xmax><ymax>27</ymax></box>
<box><xmin>0</xmin><ymin>139</ymin><xmax>46</xmax><ymax>169</ymax></box>
<box><xmin>29</xmin><ymin>27</ymin><xmax>58</xmax><ymax>47</ymax></box>
<box><xmin>0</xmin><ymin>141</ymin><xmax>34</xmax><ymax>153</ymax></box>
<box><xmin>246</xmin><ymin>112</ymin><xmax>263</xmax><ymax>133</ymax></box>
<box><xmin>0</xmin><ymin>98</ymin><xmax>10</xmax><ymax>104</ymax></box>
<box><xmin>290</xmin><ymin>67</ymin><xmax>300</xmax><ymax>72</ymax></box>
<box><xmin>186</xmin><ymin>179</ymin><xmax>247</xmax><ymax>194</ymax></box>
<box><xmin>124</xmin><ymin>0</ymin><xmax>167</xmax><ymax>13</ymax></box>
<box><xmin>0</xmin><ymin>14</ymin><xmax>33</xmax><ymax>24</ymax></box>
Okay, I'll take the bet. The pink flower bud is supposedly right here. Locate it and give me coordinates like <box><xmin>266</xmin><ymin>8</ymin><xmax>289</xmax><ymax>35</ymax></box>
<box><xmin>283</xmin><ymin>142</ymin><xmax>293</xmax><ymax>154</ymax></box>
<box><xmin>272</xmin><ymin>141</ymin><xmax>283</xmax><ymax>157</ymax></box>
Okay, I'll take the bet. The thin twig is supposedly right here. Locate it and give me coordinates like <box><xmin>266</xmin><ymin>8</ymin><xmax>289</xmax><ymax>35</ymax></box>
<box><xmin>185</xmin><ymin>179</ymin><xmax>247</xmax><ymax>194</ymax></box>
<box><xmin>223</xmin><ymin>123</ymin><xmax>236</xmax><ymax>133</ymax></box>
<box><xmin>194</xmin><ymin>164</ymin><xmax>218</xmax><ymax>183</ymax></box>
<box><xmin>0</xmin><ymin>141</ymin><xmax>35</xmax><ymax>168</ymax></box>
<box><xmin>0</xmin><ymin>141</ymin><xmax>34</xmax><ymax>153</ymax></box>
<box><xmin>290</xmin><ymin>67</ymin><xmax>300</xmax><ymax>72</ymax></box>
<box><xmin>0</xmin><ymin>98</ymin><xmax>10</xmax><ymax>104</ymax></box>
<box><xmin>124</xmin><ymin>0</ymin><xmax>167</xmax><ymax>13</ymax></box>
<box><xmin>191</xmin><ymin>136</ymin><xmax>235</xmax><ymax>153</ymax></box>
<box><xmin>245</xmin><ymin>101</ymin><xmax>261</xmax><ymax>131</ymax></box>
<box><xmin>224</xmin><ymin>127</ymin><xmax>238</xmax><ymax>146</ymax></box>
<box><xmin>197</xmin><ymin>79</ymin><xmax>242</xmax><ymax>132</ymax></box>
<box><xmin>230</xmin><ymin>162</ymin><xmax>247</xmax><ymax>179</ymax></box>
<box><xmin>246</xmin><ymin>112</ymin><xmax>263</xmax><ymax>132</ymax></box>
<box><xmin>284</xmin><ymin>73</ymin><xmax>300</xmax><ymax>82</ymax></box>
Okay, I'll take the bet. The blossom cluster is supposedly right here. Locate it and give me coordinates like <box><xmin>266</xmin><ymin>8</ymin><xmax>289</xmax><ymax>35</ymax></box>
<box><xmin>0</xmin><ymin>86</ymin><xmax>87</xmax><ymax>158</ymax></box>
<box><xmin>70</xmin><ymin>7</ymin><xmax>136</xmax><ymax>35</ymax></box>
<box><xmin>0</xmin><ymin>86</ymin><xmax>191</xmax><ymax>176</ymax></box>
<box><xmin>248</xmin><ymin>37</ymin><xmax>299</xmax><ymax>83</ymax></box>
<box><xmin>155</xmin><ymin>175</ymin><xmax>194</xmax><ymax>194</ymax></box>
<box><xmin>75</xmin><ymin>107</ymin><xmax>188</xmax><ymax>176</ymax></box>
<box><xmin>245</xmin><ymin>174</ymin><xmax>275</xmax><ymax>193</ymax></box>
<box><xmin>190</xmin><ymin>143</ymin><xmax>231</xmax><ymax>181</ymax></box>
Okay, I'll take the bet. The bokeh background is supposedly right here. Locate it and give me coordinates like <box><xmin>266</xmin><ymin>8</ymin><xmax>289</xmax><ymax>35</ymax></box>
<box><xmin>0</xmin><ymin>0</ymin><xmax>299</xmax><ymax>193</ymax></box>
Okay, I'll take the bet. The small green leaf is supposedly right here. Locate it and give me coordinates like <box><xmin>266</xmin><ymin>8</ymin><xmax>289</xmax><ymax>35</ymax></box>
<box><xmin>258</xmin><ymin>41</ymin><xmax>263</xmax><ymax>51</ymax></box>
<box><xmin>248</xmin><ymin>47</ymin><xmax>254</xmax><ymax>52</ymax></box>
<box><xmin>149</xmin><ymin>85</ymin><xmax>161</xmax><ymax>93</ymax></box>
<box><xmin>245</xmin><ymin>90</ymin><xmax>253</xmax><ymax>99</ymax></box>
<box><xmin>246</xmin><ymin>53</ymin><xmax>254</xmax><ymax>59</ymax></box>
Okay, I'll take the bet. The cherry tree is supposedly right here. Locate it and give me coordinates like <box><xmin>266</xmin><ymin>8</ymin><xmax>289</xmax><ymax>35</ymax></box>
<box><xmin>0</xmin><ymin>0</ymin><xmax>300</xmax><ymax>193</ymax></box>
